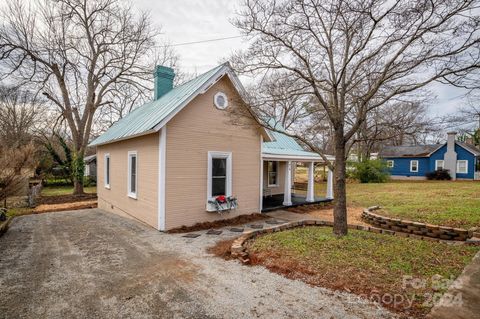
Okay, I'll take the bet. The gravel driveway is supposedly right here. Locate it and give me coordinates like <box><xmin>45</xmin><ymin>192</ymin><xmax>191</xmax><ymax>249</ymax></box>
<box><xmin>0</xmin><ymin>209</ymin><xmax>394</xmax><ymax>319</ymax></box>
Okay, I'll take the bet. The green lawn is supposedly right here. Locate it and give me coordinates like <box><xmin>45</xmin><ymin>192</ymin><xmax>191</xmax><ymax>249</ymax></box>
<box><xmin>41</xmin><ymin>185</ymin><xmax>97</xmax><ymax>196</ymax></box>
<box><xmin>300</xmin><ymin>174</ymin><xmax>480</xmax><ymax>228</ymax></box>
<box><xmin>343</xmin><ymin>181</ymin><xmax>480</xmax><ymax>229</ymax></box>
<box><xmin>249</xmin><ymin>226</ymin><xmax>479</xmax><ymax>317</ymax></box>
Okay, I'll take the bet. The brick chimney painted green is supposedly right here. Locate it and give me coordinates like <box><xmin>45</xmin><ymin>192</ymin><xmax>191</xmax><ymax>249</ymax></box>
<box><xmin>154</xmin><ymin>66</ymin><xmax>175</xmax><ymax>100</ymax></box>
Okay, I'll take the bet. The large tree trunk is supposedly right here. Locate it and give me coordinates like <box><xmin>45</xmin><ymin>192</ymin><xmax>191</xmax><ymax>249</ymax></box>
<box><xmin>72</xmin><ymin>147</ymin><xmax>85</xmax><ymax>195</ymax></box>
<box><xmin>333</xmin><ymin>127</ymin><xmax>348</xmax><ymax>236</ymax></box>
<box><xmin>73</xmin><ymin>179</ymin><xmax>84</xmax><ymax>195</ymax></box>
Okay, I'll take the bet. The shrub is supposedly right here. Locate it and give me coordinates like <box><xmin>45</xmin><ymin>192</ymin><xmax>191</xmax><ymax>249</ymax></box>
<box><xmin>426</xmin><ymin>169</ymin><xmax>452</xmax><ymax>180</ymax></box>
<box><xmin>351</xmin><ymin>159</ymin><xmax>390</xmax><ymax>183</ymax></box>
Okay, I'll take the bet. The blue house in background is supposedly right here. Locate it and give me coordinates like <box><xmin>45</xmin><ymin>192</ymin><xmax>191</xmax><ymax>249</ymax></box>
<box><xmin>379</xmin><ymin>132</ymin><xmax>480</xmax><ymax>181</ymax></box>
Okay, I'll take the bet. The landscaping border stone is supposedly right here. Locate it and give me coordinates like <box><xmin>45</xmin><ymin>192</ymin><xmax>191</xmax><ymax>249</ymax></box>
<box><xmin>361</xmin><ymin>206</ymin><xmax>472</xmax><ymax>241</ymax></box>
<box><xmin>230</xmin><ymin>217</ymin><xmax>480</xmax><ymax>262</ymax></box>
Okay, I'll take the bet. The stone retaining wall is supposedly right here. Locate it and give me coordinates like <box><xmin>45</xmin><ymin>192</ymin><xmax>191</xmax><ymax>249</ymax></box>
<box><xmin>230</xmin><ymin>218</ymin><xmax>479</xmax><ymax>262</ymax></box>
<box><xmin>361</xmin><ymin>206</ymin><xmax>473</xmax><ymax>241</ymax></box>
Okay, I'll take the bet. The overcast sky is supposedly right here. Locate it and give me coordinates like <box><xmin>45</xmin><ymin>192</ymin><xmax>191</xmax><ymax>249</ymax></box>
<box><xmin>135</xmin><ymin>0</ymin><xmax>467</xmax><ymax>118</ymax></box>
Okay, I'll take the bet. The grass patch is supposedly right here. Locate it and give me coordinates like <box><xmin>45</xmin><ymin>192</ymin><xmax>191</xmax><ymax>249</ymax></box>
<box><xmin>248</xmin><ymin>226</ymin><xmax>479</xmax><ymax>317</ymax></box>
<box><xmin>41</xmin><ymin>185</ymin><xmax>97</xmax><ymax>197</ymax></box>
<box><xmin>344</xmin><ymin>181</ymin><xmax>480</xmax><ymax>229</ymax></box>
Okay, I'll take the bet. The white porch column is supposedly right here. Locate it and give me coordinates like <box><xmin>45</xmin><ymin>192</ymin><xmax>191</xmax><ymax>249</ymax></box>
<box><xmin>326</xmin><ymin>167</ymin><xmax>334</xmax><ymax>199</ymax></box>
<box><xmin>283</xmin><ymin>161</ymin><xmax>292</xmax><ymax>206</ymax></box>
<box><xmin>306</xmin><ymin>162</ymin><xmax>315</xmax><ymax>202</ymax></box>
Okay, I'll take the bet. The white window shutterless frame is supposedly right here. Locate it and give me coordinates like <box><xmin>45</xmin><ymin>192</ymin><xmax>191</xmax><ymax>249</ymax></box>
<box><xmin>207</xmin><ymin>151</ymin><xmax>232</xmax><ymax>200</ymax></box>
<box><xmin>435</xmin><ymin>160</ymin><xmax>444</xmax><ymax>171</ymax></box>
<box><xmin>457</xmin><ymin>160</ymin><xmax>468</xmax><ymax>174</ymax></box>
<box><xmin>128</xmin><ymin>151</ymin><xmax>137</xmax><ymax>199</ymax></box>
<box><xmin>410</xmin><ymin>160</ymin><xmax>418</xmax><ymax>172</ymax></box>
<box><xmin>267</xmin><ymin>161</ymin><xmax>279</xmax><ymax>187</ymax></box>
<box><xmin>104</xmin><ymin>154</ymin><xmax>110</xmax><ymax>189</ymax></box>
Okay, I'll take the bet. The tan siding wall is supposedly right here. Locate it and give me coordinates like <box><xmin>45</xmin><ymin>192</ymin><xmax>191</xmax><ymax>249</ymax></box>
<box><xmin>97</xmin><ymin>133</ymin><xmax>159</xmax><ymax>229</ymax></box>
<box><xmin>165</xmin><ymin>77</ymin><xmax>261</xmax><ymax>229</ymax></box>
<box><xmin>263</xmin><ymin>161</ymin><xmax>286</xmax><ymax>195</ymax></box>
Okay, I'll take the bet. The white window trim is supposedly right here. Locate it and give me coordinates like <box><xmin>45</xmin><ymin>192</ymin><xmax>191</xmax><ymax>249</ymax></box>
<box><xmin>213</xmin><ymin>91</ymin><xmax>229</xmax><ymax>109</ymax></box>
<box><xmin>104</xmin><ymin>153</ymin><xmax>110</xmax><ymax>189</ymax></box>
<box><xmin>435</xmin><ymin>160</ymin><xmax>444</xmax><ymax>171</ymax></box>
<box><xmin>207</xmin><ymin>151</ymin><xmax>232</xmax><ymax>201</ymax></box>
<box><xmin>457</xmin><ymin>160</ymin><xmax>468</xmax><ymax>174</ymax></box>
<box><xmin>267</xmin><ymin>161</ymin><xmax>279</xmax><ymax>187</ymax></box>
<box><xmin>127</xmin><ymin>151</ymin><xmax>138</xmax><ymax>199</ymax></box>
<box><xmin>386</xmin><ymin>160</ymin><xmax>394</xmax><ymax>168</ymax></box>
<box><xmin>410</xmin><ymin>160</ymin><xmax>419</xmax><ymax>173</ymax></box>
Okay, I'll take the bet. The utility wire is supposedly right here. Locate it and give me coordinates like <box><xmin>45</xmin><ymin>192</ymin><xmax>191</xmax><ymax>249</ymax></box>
<box><xmin>162</xmin><ymin>35</ymin><xmax>244</xmax><ymax>47</ymax></box>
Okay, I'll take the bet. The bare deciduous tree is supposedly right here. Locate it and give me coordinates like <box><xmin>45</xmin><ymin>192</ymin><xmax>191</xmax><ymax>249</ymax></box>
<box><xmin>232</xmin><ymin>0</ymin><xmax>480</xmax><ymax>236</ymax></box>
<box><xmin>354</xmin><ymin>101</ymin><xmax>441</xmax><ymax>160</ymax></box>
<box><xmin>0</xmin><ymin>85</ymin><xmax>45</xmax><ymax>147</ymax></box>
<box><xmin>0</xmin><ymin>0</ymin><xmax>177</xmax><ymax>194</ymax></box>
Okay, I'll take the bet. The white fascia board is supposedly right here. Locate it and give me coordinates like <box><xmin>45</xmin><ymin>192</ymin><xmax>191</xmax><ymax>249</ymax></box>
<box><xmin>262</xmin><ymin>153</ymin><xmax>331</xmax><ymax>162</ymax></box>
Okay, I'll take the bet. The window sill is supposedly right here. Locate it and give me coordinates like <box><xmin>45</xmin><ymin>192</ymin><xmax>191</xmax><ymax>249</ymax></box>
<box><xmin>267</xmin><ymin>184</ymin><xmax>279</xmax><ymax>188</ymax></box>
<box><xmin>128</xmin><ymin>193</ymin><xmax>137</xmax><ymax>200</ymax></box>
<box><xmin>105</xmin><ymin>185</ymin><xmax>111</xmax><ymax>190</ymax></box>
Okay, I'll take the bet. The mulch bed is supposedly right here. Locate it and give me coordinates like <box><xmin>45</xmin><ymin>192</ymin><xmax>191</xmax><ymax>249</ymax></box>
<box><xmin>37</xmin><ymin>193</ymin><xmax>97</xmax><ymax>205</ymax></box>
<box><xmin>167</xmin><ymin>213</ymin><xmax>268</xmax><ymax>233</ymax></box>
<box><xmin>287</xmin><ymin>202</ymin><xmax>333</xmax><ymax>214</ymax></box>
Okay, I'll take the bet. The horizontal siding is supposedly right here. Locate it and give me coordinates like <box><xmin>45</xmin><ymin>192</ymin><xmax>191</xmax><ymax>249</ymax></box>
<box><xmin>386</xmin><ymin>157</ymin><xmax>430</xmax><ymax>177</ymax></box>
<box><xmin>165</xmin><ymin>77</ymin><xmax>261</xmax><ymax>229</ymax></box>
<box><xmin>97</xmin><ymin>133</ymin><xmax>159</xmax><ymax>229</ymax></box>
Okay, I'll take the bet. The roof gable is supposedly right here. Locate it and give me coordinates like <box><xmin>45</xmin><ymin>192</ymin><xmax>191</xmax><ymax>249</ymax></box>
<box><xmin>457</xmin><ymin>141</ymin><xmax>480</xmax><ymax>156</ymax></box>
<box><xmin>90</xmin><ymin>63</ymin><xmax>255</xmax><ymax>147</ymax></box>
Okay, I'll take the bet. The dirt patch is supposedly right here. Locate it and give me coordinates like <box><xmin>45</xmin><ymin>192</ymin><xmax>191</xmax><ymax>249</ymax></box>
<box><xmin>167</xmin><ymin>213</ymin><xmax>268</xmax><ymax>233</ymax></box>
<box><xmin>308</xmin><ymin>206</ymin><xmax>369</xmax><ymax>226</ymax></box>
<box><xmin>33</xmin><ymin>200</ymin><xmax>98</xmax><ymax>214</ymax></box>
<box><xmin>207</xmin><ymin>238</ymin><xmax>236</xmax><ymax>260</ymax></box>
<box><xmin>288</xmin><ymin>204</ymin><xmax>368</xmax><ymax>226</ymax></box>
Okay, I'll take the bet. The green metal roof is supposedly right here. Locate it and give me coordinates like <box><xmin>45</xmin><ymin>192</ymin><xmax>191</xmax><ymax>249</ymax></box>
<box><xmin>90</xmin><ymin>62</ymin><xmax>325</xmax><ymax>161</ymax></box>
<box><xmin>90</xmin><ymin>64</ymin><xmax>225</xmax><ymax>146</ymax></box>
<box><xmin>262</xmin><ymin>124</ymin><xmax>321</xmax><ymax>159</ymax></box>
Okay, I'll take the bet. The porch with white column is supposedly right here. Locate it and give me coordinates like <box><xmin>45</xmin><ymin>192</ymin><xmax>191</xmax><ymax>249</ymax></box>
<box><xmin>326</xmin><ymin>167</ymin><xmax>334</xmax><ymax>199</ymax></box>
<box><xmin>306</xmin><ymin>162</ymin><xmax>315</xmax><ymax>202</ymax></box>
<box><xmin>282</xmin><ymin>161</ymin><xmax>333</xmax><ymax>207</ymax></box>
<box><xmin>283</xmin><ymin>161</ymin><xmax>292</xmax><ymax>206</ymax></box>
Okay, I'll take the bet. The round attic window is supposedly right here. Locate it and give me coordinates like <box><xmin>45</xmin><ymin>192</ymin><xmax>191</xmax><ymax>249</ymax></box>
<box><xmin>214</xmin><ymin>92</ymin><xmax>228</xmax><ymax>109</ymax></box>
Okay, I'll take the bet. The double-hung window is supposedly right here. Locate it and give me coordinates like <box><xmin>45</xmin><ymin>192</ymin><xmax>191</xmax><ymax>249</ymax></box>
<box><xmin>410</xmin><ymin>160</ymin><xmax>419</xmax><ymax>173</ymax></box>
<box><xmin>435</xmin><ymin>160</ymin><xmax>444</xmax><ymax>171</ymax></box>
<box><xmin>457</xmin><ymin>160</ymin><xmax>468</xmax><ymax>174</ymax></box>
<box><xmin>207</xmin><ymin>152</ymin><xmax>232</xmax><ymax>199</ymax></box>
<box><xmin>128</xmin><ymin>151</ymin><xmax>137</xmax><ymax>199</ymax></box>
<box><xmin>267</xmin><ymin>161</ymin><xmax>278</xmax><ymax>186</ymax></box>
<box><xmin>104</xmin><ymin>154</ymin><xmax>110</xmax><ymax>188</ymax></box>
<box><xmin>386</xmin><ymin>160</ymin><xmax>394</xmax><ymax>168</ymax></box>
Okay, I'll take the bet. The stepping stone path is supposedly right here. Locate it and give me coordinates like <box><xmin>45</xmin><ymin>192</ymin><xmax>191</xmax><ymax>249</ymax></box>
<box><xmin>206</xmin><ymin>229</ymin><xmax>223</xmax><ymax>235</ymax></box>
<box><xmin>229</xmin><ymin>228</ymin><xmax>244</xmax><ymax>233</ymax></box>
<box><xmin>249</xmin><ymin>224</ymin><xmax>264</xmax><ymax>229</ymax></box>
<box><xmin>265</xmin><ymin>219</ymin><xmax>283</xmax><ymax>225</ymax></box>
<box><xmin>182</xmin><ymin>233</ymin><xmax>201</xmax><ymax>238</ymax></box>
